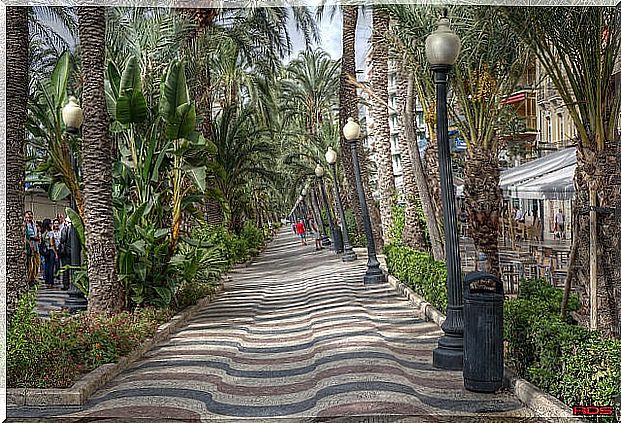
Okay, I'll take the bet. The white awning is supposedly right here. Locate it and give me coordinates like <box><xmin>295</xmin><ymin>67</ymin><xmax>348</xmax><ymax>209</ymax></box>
<box><xmin>500</xmin><ymin>147</ymin><xmax>576</xmax><ymax>200</ymax></box>
<box><xmin>511</xmin><ymin>164</ymin><xmax>575</xmax><ymax>200</ymax></box>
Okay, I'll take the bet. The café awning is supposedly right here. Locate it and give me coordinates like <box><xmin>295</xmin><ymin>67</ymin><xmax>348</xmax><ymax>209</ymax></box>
<box><xmin>511</xmin><ymin>164</ymin><xmax>575</xmax><ymax>200</ymax></box>
<box><xmin>500</xmin><ymin>147</ymin><xmax>576</xmax><ymax>200</ymax></box>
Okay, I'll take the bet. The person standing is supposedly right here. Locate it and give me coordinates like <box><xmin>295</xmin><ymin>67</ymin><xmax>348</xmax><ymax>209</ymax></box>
<box><xmin>41</xmin><ymin>218</ymin><xmax>58</xmax><ymax>287</ymax></box>
<box><xmin>554</xmin><ymin>209</ymin><xmax>565</xmax><ymax>239</ymax></box>
<box><xmin>51</xmin><ymin>218</ymin><xmax>62</xmax><ymax>284</ymax></box>
<box><xmin>59</xmin><ymin>217</ymin><xmax>72</xmax><ymax>290</ymax></box>
<box><xmin>309</xmin><ymin>217</ymin><xmax>323</xmax><ymax>251</ymax></box>
<box><xmin>296</xmin><ymin>219</ymin><xmax>307</xmax><ymax>246</ymax></box>
<box><xmin>24</xmin><ymin>211</ymin><xmax>40</xmax><ymax>286</ymax></box>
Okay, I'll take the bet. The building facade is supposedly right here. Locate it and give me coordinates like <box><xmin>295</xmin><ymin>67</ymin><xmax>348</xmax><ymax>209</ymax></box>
<box><xmin>362</xmin><ymin>52</ymin><xmax>428</xmax><ymax>200</ymax></box>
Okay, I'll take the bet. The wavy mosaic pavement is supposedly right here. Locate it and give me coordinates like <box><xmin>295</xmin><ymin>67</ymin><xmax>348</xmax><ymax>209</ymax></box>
<box><xmin>9</xmin><ymin>230</ymin><xmax>541</xmax><ymax>422</ymax></box>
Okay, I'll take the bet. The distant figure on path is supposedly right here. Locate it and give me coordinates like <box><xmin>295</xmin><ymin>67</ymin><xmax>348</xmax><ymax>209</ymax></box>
<box><xmin>554</xmin><ymin>209</ymin><xmax>565</xmax><ymax>239</ymax></box>
<box><xmin>309</xmin><ymin>217</ymin><xmax>323</xmax><ymax>251</ymax></box>
<box><xmin>296</xmin><ymin>220</ymin><xmax>307</xmax><ymax>246</ymax></box>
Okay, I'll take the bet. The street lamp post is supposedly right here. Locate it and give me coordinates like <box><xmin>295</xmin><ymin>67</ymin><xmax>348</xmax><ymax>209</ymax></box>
<box><xmin>342</xmin><ymin>119</ymin><xmax>386</xmax><ymax>284</ymax></box>
<box><xmin>426</xmin><ymin>12</ymin><xmax>464</xmax><ymax>370</ymax></box>
<box><xmin>311</xmin><ymin>185</ymin><xmax>330</xmax><ymax>247</ymax></box>
<box><xmin>325</xmin><ymin>146</ymin><xmax>357</xmax><ymax>262</ymax></box>
<box><xmin>315</xmin><ymin>163</ymin><xmax>341</xmax><ymax>253</ymax></box>
<box><xmin>61</xmin><ymin>96</ymin><xmax>87</xmax><ymax>312</ymax></box>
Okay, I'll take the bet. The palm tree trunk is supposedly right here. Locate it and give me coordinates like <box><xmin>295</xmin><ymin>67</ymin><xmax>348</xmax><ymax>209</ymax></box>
<box><xmin>573</xmin><ymin>141</ymin><xmax>621</xmax><ymax>338</ymax></box>
<box><xmin>339</xmin><ymin>5</ymin><xmax>364</xmax><ymax>234</ymax></box>
<box><xmin>396</xmin><ymin>67</ymin><xmax>427</xmax><ymax>251</ymax></box>
<box><xmin>423</xmin><ymin>112</ymin><xmax>444</xmax><ymax>234</ymax></box>
<box><xmin>370</xmin><ymin>8</ymin><xmax>395</xmax><ymax>245</ymax></box>
<box><xmin>464</xmin><ymin>143</ymin><xmax>501</xmax><ymax>276</ymax></box>
<box><xmin>404</xmin><ymin>73</ymin><xmax>445</xmax><ymax>260</ymax></box>
<box><xmin>79</xmin><ymin>6</ymin><xmax>123</xmax><ymax>314</ymax></box>
<box><xmin>6</xmin><ymin>6</ymin><xmax>29</xmax><ymax>321</ymax></box>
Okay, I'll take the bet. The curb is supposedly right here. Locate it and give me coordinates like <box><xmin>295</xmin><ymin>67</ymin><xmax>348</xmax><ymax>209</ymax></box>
<box><xmin>381</xmin><ymin>267</ymin><xmax>577</xmax><ymax>421</ymax></box>
<box><xmin>7</xmin><ymin>282</ymin><xmax>225</xmax><ymax>407</ymax></box>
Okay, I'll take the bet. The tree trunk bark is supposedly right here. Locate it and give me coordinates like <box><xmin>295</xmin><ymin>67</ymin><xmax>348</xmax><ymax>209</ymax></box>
<box><xmin>572</xmin><ymin>141</ymin><xmax>621</xmax><ymax>338</ymax></box>
<box><xmin>339</xmin><ymin>5</ymin><xmax>364</xmax><ymax>234</ymax></box>
<box><xmin>423</xmin><ymin>109</ymin><xmax>444</xmax><ymax>232</ymax></box>
<box><xmin>370</xmin><ymin>8</ymin><xmax>395</xmax><ymax>245</ymax></box>
<box><xmin>396</xmin><ymin>67</ymin><xmax>427</xmax><ymax>251</ymax></box>
<box><xmin>6</xmin><ymin>6</ymin><xmax>29</xmax><ymax>322</ymax></box>
<box><xmin>404</xmin><ymin>74</ymin><xmax>445</xmax><ymax>260</ymax></box>
<box><xmin>79</xmin><ymin>7</ymin><xmax>123</xmax><ymax>314</ymax></box>
<box><xmin>463</xmin><ymin>144</ymin><xmax>502</xmax><ymax>277</ymax></box>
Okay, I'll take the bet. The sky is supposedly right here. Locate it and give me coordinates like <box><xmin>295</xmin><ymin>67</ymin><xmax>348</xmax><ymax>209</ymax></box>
<box><xmin>44</xmin><ymin>6</ymin><xmax>373</xmax><ymax>77</ymax></box>
<box><xmin>286</xmin><ymin>7</ymin><xmax>372</xmax><ymax>79</ymax></box>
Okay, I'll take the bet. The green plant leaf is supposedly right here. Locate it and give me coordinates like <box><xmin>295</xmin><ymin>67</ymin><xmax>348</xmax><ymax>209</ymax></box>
<box><xmin>119</xmin><ymin>56</ymin><xmax>142</xmax><ymax>93</ymax></box>
<box><xmin>51</xmin><ymin>52</ymin><xmax>70</xmax><ymax>109</ymax></box>
<box><xmin>115</xmin><ymin>91</ymin><xmax>147</xmax><ymax>124</ymax></box>
<box><xmin>165</xmin><ymin>103</ymin><xmax>196</xmax><ymax>140</ymax></box>
<box><xmin>154</xmin><ymin>286</ymin><xmax>172</xmax><ymax>305</ymax></box>
<box><xmin>49</xmin><ymin>181</ymin><xmax>71</xmax><ymax>201</ymax></box>
<box><xmin>183</xmin><ymin>165</ymin><xmax>206</xmax><ymax>192</ymax></box>
<box><xmin>160</xmin><ymin>60</ymin><xmax>189</xmax><ymax>124</ymax></box>
<box><xmin>65</xmin><ymin>207</ymin><xmax>86</xmax><ymax>248</ymax></box>
<box><xmin>129</xmin><ymin>240</ymin><xmax>146</xmax><ymax>255</ymax></box>
<box><xmin>154</xmin><ymin>228</ymin><xmax>169</xmax><ymax>239</ymax></box>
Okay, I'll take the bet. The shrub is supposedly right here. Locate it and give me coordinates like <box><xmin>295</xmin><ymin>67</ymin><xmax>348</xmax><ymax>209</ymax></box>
<box><xmin>503</xmin><ymin>279</ymin><xmax>619</xmax><ymax>412</ymax></box>
<box><xmin>8</xmin><ymin>291</ymin><xmax>171</xmax><ymax>388</ymax></box>
<box><xmin>384</xmin><ymin>243</ymin><xmax>447</xmax><ymax>313</ymax></box>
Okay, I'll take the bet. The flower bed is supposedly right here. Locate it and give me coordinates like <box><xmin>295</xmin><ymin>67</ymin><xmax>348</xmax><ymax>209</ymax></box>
<box><xmin>8</xmin><ymin>289</ymin><xmax>172</xmax><ymax>389</ymax></box>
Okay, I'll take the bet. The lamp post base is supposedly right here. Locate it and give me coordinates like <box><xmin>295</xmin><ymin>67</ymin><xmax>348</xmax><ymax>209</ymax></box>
<box><xmin>341</xmin><ymin>250</ymin><xmax>357</xmax><ymax>262</ymax></box>
<box><xmin>432</xmin><ymin>334</ymin><xmax>464</xmax><ymax>370</ymax></box>
<box><xmin>66</xmin><ymin>289</ymin><xmax>88</xmax><ymax>313</ymax></box>
<box><xmin>363</xmin><ymin>267</ymin><xmax>386</xmax><ymax>284</ymax></box>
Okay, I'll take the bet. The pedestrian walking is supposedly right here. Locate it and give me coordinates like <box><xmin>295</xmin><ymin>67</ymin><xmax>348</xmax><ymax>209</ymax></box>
<box><xmin>51</xmin><ymin>219</ymin><xmax>62</xmax><ymax>284</ymax></box>
<box><xmin>296</xmin><ymin>219</ymin><xmax>307</xmax><ymax>246</ymax></box>
<box><xmin>59</xmin><ymin>217</ymin><xmax>72</xmax><ymax>290</ymax></box>
<box><xmin>309</xmin><ymin>217</ymin><xmax>323</xmax><ymax>251</ymax></box>
<box><xmin>41</xmin><ymin>219</ymin><xmax>58</xmax><ymax>287</ymax></box>
<box><xmin>24</xmin><ymin>211</ymin><xmax>40</xmax><ymax>286</ymax></box>
<box><xmin>554</xmin><ymin>209</ymin><xmax>565</xmax><ymax>239</ymax></box>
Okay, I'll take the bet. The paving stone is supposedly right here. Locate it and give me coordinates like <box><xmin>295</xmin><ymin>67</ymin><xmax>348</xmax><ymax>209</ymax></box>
<box><xmin>9</xmin><ymin>230</ymin><xmax>540</xmax><ymax>420</ymax></box>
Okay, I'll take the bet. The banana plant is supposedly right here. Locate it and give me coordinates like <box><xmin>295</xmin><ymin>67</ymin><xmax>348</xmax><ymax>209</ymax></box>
<box><xmin>159</xmin><ymin>60</ymin><xmax>211</xmax><ymax>255</ymax></box>
<box><xmin>26</xmin><ymin>51</ymin><xmax>84</xmax><ymax>217</ymax></box>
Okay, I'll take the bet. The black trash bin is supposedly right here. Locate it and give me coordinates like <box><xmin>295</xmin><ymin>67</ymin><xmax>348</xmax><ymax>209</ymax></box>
<box><xmin>463</xmin><ymin>271</ymin><xmax>504</xmax><ymax>393</ymax></box>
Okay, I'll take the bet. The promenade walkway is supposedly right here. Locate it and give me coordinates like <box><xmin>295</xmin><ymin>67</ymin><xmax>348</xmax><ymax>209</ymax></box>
<box><xmin>10</xmin><ymin>230</ymin><xmax>541</xmax><ymax>421</ymax></box>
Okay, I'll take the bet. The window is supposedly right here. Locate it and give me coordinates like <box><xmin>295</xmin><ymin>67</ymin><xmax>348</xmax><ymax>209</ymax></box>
<box><xmin>558</xmin><ymin>113</ymin><xmax>565</xmax><ymax>144</ymax></box>
<box><xmin>546</xmin><ymin>116</ymin><xmax>552</xmax><ymax>143</ymax></box>
<box><xmin>391</xmin><ymin>135</ymin><xmax>398</xmax><ymax>151</ymax></box>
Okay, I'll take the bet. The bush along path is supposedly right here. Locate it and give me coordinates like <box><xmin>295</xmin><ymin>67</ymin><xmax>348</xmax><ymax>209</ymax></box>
<box><xmin>9</xmin><ymin>230</ymin><xmax>540</xmax><ymax>420</ymax></box>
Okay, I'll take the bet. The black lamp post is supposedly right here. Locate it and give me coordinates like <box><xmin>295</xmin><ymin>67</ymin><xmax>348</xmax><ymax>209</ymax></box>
<box><xmin>61</xmin><ymin>96</ymin><xmax>87</xmax><ymax>312</ymax></box>
<box><xmin>315</xmin><ymin>163</ymin><xmax>341</xmax><ymax>253</ymax></box>
<box><xmin>426</xmin><ymin>12</ymin><xmax>464</xmax><ymax>370</ymax></box>
<box><xmin>325</xmin><ymin>146</ymin><xmax>357</xmax><ymax>262</ymax></box>
<box><xmin>342</xmin><ymin>119</ymin><xmax>386</xmax><ymax>284</ymax></box>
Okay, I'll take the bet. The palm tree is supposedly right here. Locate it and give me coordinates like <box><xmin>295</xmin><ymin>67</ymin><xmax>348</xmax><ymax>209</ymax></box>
<box><xmin>335</xmin><ymin>5</ymin><xmax>383</xmax><ymax>248</ymax></box>
<box><xmin>78</xmin><ymin>6</ymin><xmax>123</xmax><ymax>314</ymax></box>
<box><xmin>395</xmin><ymin>64</ymin><xmax>429</xmax><ymax>251</ymax></box>
<box><xmin>448</xmin><ymin>7</ymin><xmax>527</xmax><ymax>276</ymax></box>
<box><xmin>370</xmin><ymin>7</ymin><xmax>393</xmax><ymax>247</ymax></box>
<box><xmin>502</xmin><ymin>7</ymin><xmax>621</xmax><ymax>338</ymax></box>
<box><xmin>7</xmin><ymin>6</ymin><xmax>29</xmax><ymax>321</ymax></box>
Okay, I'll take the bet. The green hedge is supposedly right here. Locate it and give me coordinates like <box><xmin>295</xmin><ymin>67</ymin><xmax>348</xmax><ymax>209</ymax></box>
<box><xmin>504</xmin><ymin>279</ymin><xmax>621</xmax><ymax>409</ymax></box>
<box><xmin>384</xmin><ymin>243</ymin><xmax>447</xmax><ymax>313</ymax></box>
<box><xmin>383</xmin><ymin>248</ymin><xmax>621</xmax><ymax>411</ymax></box>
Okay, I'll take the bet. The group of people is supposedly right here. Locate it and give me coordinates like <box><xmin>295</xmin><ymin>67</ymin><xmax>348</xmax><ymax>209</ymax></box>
<box><xmin>25</xmin><ymin>210</ymin><xmax>73</xmax><ymax>289</ymax></box>
<box><xmin>292</xmin><ymin>217</ymin><xmax>324</xmax><ymax>251</ymax></box>
<box><xmin>510</xmin><ymin>206</ymin><xmax>566</xmax><ymax>239</ymax></box>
